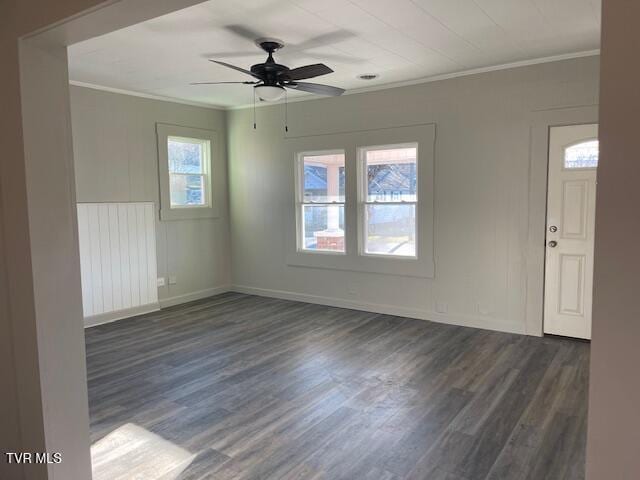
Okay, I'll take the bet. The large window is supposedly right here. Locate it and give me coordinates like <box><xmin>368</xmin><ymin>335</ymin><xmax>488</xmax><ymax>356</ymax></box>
<box><xmin>286</xmin><ymin>124</ymin><xmax>434</xmax><ymax>278</ymax></box>
<box><xmin>359</xmin><ymin>144</ymin><xmax>417</xmax><ymax>257</ymax></box>
<box><xmin>167</xmin><ymin>136</ymin><xmax>210</xmax><ymax>208</ymax></box>
<box><xmin>297</xmin><ymin>151</ymin><xmax>346</xmax><ymax>253</ymax></box>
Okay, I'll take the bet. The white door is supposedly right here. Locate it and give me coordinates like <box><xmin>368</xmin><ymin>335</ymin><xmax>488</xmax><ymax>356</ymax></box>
<box><xmin>544</xmin><ymin>124</ymin><xmax>599</xmax><ymax>339</ymax></box>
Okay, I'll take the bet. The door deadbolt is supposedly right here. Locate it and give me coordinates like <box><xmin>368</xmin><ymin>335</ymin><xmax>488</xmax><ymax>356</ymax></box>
<box><xmin>548</xmin><ymin>240</ymin><xmax>558</xmax><ymax>248</ymax></box>
<box><xmin>549</xmin><ymin>226</ymin><xmax>558</xmax><ymax>233</ymax></box>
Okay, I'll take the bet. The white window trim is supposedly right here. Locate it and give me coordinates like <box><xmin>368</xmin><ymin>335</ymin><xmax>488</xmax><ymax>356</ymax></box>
<box><xmin>357</xmin><ymin>142</ymin><xmax>419</xmax><ymax>259</ymax></box>
<box><xmin>156</xmin><ymin>123</ymin><xmax>220</xmax><ymax>221</ymax></box>
<box><xmin>295</xmin><ymin>149</ymin><xmax>346</xmax><ymax>255</ymax></box>
<box><xmin>285</xmin><ymin>124</ymin><xmax>435</xmax><ymax>278</ymax></box>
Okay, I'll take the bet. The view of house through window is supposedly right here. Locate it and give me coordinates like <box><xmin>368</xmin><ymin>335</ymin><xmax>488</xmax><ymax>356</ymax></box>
<box><xmin>361</xmin><ymin>144</ymin><xmax>417</xmax><ymax>257</ymax></box>
<box><xmin>299</xmin><ymin>151</ymin><xmax>345</xmax><ymax>252</ymax></box>
<box><xmin>168</xmin><ymin>136</ymin><xmax>210</xmax><ymax>207</ymax></box>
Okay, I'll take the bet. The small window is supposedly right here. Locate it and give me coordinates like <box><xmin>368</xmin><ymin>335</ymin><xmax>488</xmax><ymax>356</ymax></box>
<box><xmin>168</xmin><ymin>136</ymin><xmax>210</xmax><ymax>208</ymax></box>
<box><xmin>360</xmin><ymin>144</ymin><xmax>417</xmax><ymax>257</ymax></box>
<box><xmin>564</xmin><ymin>140</ymin><xmax>599</xmax><ymax>169</ymax></box>
<box><xmin>157</xmin><ymin>123</ymin><xmax>217</xmax><ymax>221</ymax></box>
<box><xmin>297</xmin><ymin>151</ymin><xmax>345</xmax><ymax>253</ymax></box>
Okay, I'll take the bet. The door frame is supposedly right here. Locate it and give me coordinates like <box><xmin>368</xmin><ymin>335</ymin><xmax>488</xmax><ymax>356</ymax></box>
<box><xmin>15</xmin><ymin>1</ymin><xmax>208</xmax><ymax>477</ymax></box>
<box><xmin>525</xmin><ymin>105</ymin><xmax>599</xmax><ymax>336</ymax></box>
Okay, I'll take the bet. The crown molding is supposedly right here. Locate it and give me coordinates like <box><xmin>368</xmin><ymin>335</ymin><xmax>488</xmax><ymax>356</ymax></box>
<box><xmin>69</xmin><ymin>49</ymin><xmax>599</xmax><ymax>111</ymax></box>
<box><xmin>68</xmin><ymin>80</ymin><xmax>226</xmax><ymax>110</ymax></box>
<box><xmin>229</xmin><ymin>49</ymin><xmax>600</xmax><ymax>110</ymax></box>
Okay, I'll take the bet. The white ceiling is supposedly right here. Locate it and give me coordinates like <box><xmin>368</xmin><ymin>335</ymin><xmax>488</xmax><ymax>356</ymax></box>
<box><xmin>68</xmin><ymin>0</ymin><xmax>601</xmax><ymax>109</ymax></box>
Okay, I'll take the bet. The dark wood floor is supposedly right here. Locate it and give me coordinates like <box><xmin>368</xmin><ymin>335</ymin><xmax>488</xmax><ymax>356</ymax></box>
<box><xmin>85</xmin><ymin>293</ymin><xmax>589</xmax><ymax>480</ymax></box>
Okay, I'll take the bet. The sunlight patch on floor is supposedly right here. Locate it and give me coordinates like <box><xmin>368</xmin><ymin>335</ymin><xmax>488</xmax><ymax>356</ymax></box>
<box><xmin>91</xmin><ymin>423</ymin><xmax>196</xmax><ymax>480</ymax></box>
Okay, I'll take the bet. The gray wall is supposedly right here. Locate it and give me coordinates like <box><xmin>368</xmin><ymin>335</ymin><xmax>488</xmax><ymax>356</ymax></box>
<box><xmin>227</xmin><ymin>56</ymin><xmax>600</xmax><ymax>335</ymax></box>
<box><xmin>586</xmin><ymin>0</ymin><xmax>640</xmax><ymax>478</ymax></box>
<box><xmin>70</xmin><ymin>86</ymin><xmax>231</xmax><ymax>307</ymax></box>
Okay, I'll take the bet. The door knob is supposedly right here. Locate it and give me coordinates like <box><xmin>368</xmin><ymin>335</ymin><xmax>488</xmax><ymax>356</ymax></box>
<box><xmin>548</xmin><ymin>240</ymin><xmax>558</xmax><ymax>248</ymax></box>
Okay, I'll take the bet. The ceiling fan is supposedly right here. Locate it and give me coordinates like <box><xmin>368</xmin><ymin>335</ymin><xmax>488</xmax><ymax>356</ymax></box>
<box><xmin>192</xmin><ymin>38</ymin><xmax>346</xmax><ymax>102</ymax></box>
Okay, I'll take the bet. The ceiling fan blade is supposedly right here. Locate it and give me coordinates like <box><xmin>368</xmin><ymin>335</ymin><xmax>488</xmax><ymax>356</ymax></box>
<box><xmin>191</xmin><ymin>81</ymin><xmax>259</xmax><ymax>85</ymax></box>
<box><xmin>285</xmin><ymin>82</ymin><xmax>345</xmax><ymax>96</ymax></box>
<box><xmin>286</xmin><ymin>63</ymin><xmax>333</xmax><ymax>81</ymax></box>
<box><xmin>293</xmin><ymin>30</ymin><xmax>356</xmax><ymax>50</ymax></box>
<box><xmin>303</xmin><ymin>51</ymin><xmax>367</xmax><ymax>65</ymax></box>
<box><xmin>224</xmin><ymin>24</ymin><xmax>266</xmax><ymax>42</ymax></box>
<box><xmin>210</xmin><ymin>60</ymin><xmax>261</xmax><ymax>79</ymax></box>
<box><xmin>201</xmin><ymin>51</ymin><xmax>259</xmax><ymax>59</ymax></box>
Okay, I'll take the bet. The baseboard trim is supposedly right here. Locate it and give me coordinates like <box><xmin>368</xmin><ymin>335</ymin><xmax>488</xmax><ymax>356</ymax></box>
<box><xmin>231</xmin><ymin>285</ymin><xmax>526</xmax><ymax>335</ymax></box>
<box><xmin>84</xmin><ymin>303</ymin><xmax>160</xmax><ymax>328</ymax></box>
<box><xmin>84</xmin><ymin>284</ymin><xmax>526</xmax><ymax>335</ymax></box>
<box><xmin>84</xmin><ymin>286</ymin><xmax>232</xmax><ymax>328</ymax></box>
<box><xmin>159</xmin><ymin>285</ymin><xmax>232</xmax><ymax>308</ymax></box>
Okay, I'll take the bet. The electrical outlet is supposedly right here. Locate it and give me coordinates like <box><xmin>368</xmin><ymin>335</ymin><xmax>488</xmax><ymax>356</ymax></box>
<box><xmin>435</xmin><ymin>301</ymin><xmax>448</xmax><ymax>314</ymax></box>
<box><xmin>156</xmin><ymin>277</ymin><xmax>166</xmax><ymax>287</ymax></box>
<box><xmin>168</xmin><ymin>275</ymin><xmax>177</xmax><ymax>285</ymax></box>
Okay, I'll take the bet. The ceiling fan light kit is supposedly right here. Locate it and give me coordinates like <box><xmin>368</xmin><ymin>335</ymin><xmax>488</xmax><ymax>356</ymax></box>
<box><xmin>254</xmin><ymin>85</ymin><xmax>286</xmax><ymax>102</ymax></box>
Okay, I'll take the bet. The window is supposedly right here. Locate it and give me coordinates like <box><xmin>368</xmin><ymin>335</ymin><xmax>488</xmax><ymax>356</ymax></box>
<box><xmin>359</xmin><ymin>144</ymin><xmax>417</xmax><ymax>257</ymax></box>
<box><xmin>564</xmin><ymin>140</ymin><xmax>599</xmax><ymax>169</ymax></box>
<box><xmin>286</xmin><ymin>124</ymin><xmax>434</xmax><ymax>277</ymax></box>
<box><xmin>156</xmin><ymin>123</ymin><xmax>218</xmax><ymax>221</ymax></box>
<box><xmin>167</xmin><ymin>136</ymin><xmax>210</xmax><ymax>208</ymax></box>
<box><xmin>297</xmin><ymin>151</ymin><xmax>346</xmax><ymax>253</ymax></box>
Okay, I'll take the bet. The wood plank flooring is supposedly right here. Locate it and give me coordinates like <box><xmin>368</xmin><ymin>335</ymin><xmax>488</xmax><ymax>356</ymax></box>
<box><xmin>85</xmin><ymin>293</ymin><xmax>589</xmax><ymax>480</ymax></box>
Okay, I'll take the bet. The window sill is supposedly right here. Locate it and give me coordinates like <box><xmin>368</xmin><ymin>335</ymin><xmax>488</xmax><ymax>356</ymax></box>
<box><xmin>286</xmin><ymin>250</ymin><xmax>434</xmax><ymax>278</ymax></box>
<box><xmin>160</xmin><ymin>205</ymin><xmax>219</xmax><ymax>221</ymax></box>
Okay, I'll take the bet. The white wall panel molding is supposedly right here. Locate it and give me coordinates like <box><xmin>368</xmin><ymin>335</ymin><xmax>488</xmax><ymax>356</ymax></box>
<box><xmin>77</xmin><ymin>202</ymin><xmax>158</xmax><ymax>323</ymax></box>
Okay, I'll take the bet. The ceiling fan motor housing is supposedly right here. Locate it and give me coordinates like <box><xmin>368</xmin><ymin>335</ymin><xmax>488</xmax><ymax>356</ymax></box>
<box><xmin>250</xmin><ymin>61</ymin><xmax>290</xmax><ymax>86</ymax></box>
<box><xmin>251</xmin><ymin>38</ymin><xmax>290</xmax><ymax>86</ymax></box>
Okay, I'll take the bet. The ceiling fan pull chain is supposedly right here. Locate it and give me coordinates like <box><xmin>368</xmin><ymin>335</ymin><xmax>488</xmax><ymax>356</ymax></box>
<box><xmin>253</xmin><ymin>88</ymin><xmax>257</xmax><ymax>130</ymax></box>
<box><xmin>284</xmin><ymin>89</ymin><xmax>289</xmax><ymax>133</ymax></box>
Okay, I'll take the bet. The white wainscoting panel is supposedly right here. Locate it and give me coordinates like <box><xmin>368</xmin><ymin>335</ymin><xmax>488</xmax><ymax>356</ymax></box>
<box><xmin>77</xmin><ymin>202</ymin><xmax>158</xmax><ymax>322</ymax></box>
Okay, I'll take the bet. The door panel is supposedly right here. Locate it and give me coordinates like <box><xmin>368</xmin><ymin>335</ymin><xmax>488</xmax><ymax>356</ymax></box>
<box><xmin>558</xmin><ymin>254</ymin><xmax>585</xmax><ymax>316</ymax></box>
<box><xmin>544</xmin><ymin>124</ymin><xmax>598</xmax><ymax>339</ymax></box>
<box><xmin>561</xmin><ymin>180</ymin><xmax>588</xmax><ymax>239</ymax></box>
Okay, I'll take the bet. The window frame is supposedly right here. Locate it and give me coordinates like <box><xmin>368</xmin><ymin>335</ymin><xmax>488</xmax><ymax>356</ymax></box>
<box><xmin>167</xmin><ymin>135</ymin><xmax>212</xmax><ymax>209</ymax></box>
<box><xmin>156</xmin><ymin>123</ymin><xmax>219</xmax><ymax>221</ymax></box>
<box><xmin>295</xmin><ymin>149</ymin><xmax>347</xmax><ymax>255</ymax></box>
<box><xmin>285</xmin><ymin>124</ymin><xmax>435</xmax><ymax>278</ymax></box>
<box><xmin>357</xmin><ymin>142</ymin><xmax>419</xmax><ymax>259</ymax></box>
